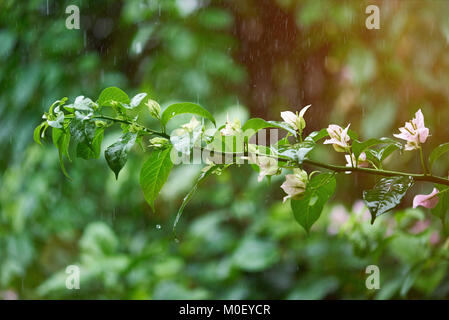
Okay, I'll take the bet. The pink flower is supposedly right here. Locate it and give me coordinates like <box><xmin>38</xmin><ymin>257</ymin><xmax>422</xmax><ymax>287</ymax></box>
<box><xmin>413</xmin><ymin>188</ymin><xmax>439</xmax><ymax>209</ymax></box>
<box><xmin>393</xmin><ymin>109</ymin><xmax>430</xmax><ymax>151</ymax></box>
<box><xmin>323</xmin><ymin>124</ymin><xmax>351</xmax><ymax>152</ymax></box>
<box><xmin>409</xmin><ymin>219</ymin><xmax>430</xmax><ymax>234</ymax></box>
<box><xmin>430</xmin><ymin>231</ymin><xmax>440</xmax><ymax>245</ymax></box>
<box><xmin>327</xmin><ymin>205</ymin><xmax>350</xmax><ymax>235</ymax></box>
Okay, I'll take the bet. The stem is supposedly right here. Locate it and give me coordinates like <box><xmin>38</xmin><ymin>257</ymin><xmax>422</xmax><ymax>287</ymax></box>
<box><xmin>93</xmin><ymin>115</ymin><xmax>170</xmax><ymax>139</ymax></box>
<box><xmin>419</xmin><ymin>146</ymin><xmax>429</xmax><ymax>175</ymax></box>
<box><xmin>92</xmin><ymin>115</ymin><xmax>449</xmax><ymax>187</ymax></box>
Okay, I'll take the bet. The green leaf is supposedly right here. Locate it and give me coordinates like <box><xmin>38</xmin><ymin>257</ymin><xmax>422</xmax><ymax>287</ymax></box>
<box><xmin>273</xmin><ymin>141</ymin><xmax>315</xmax><ymax>163</ymax></box>
<box><xmin>431</xmin><ymin>185</ymin><xmax>449</xmax><ymax>221</ymax></box>
<box><xmin>104</xmin><ymin>132</ymin><xmax>137</xmax><ymax>179</ymax></box>
<box><xmin>76</xmin><ymin>128</ymin><xmax>104</xmax><ymax>160</ymax></box>
<box><xmin>363</xmin><ymin>176</ymin><xmax>414</xmax><ymax>224</ymax></box>
<box><xmin>161</xmin><ymin>102</ymin><xmax>216</xmax><ymax>127</ymax></box>
<box><xmin>126</xmin><ymin>92</ymin><xmax>147</xmax><ymax>109</ymax></box>
<box><xmin>97</xmin><ymin>87</ymin><xmax>130</xmax><ymax>107</ymax></box>
<box><xmin>241</xmin><ymin>118</ymin><xmax>297</xmax><ymax>137</ymax></box>
<box><xmin>33</xmin><ymin>122</ymin><xmax>47</xmax><ymax>145</ymax></box>
<box><xmin>305</xmin><ymin>128</ymin><xmax>328</xmax><ymax>143</ymax></box>
<box><xmin>291</xmin><ymin>173</ymin><xmax>336</xmax><ymax>232</ymax></box>
<box><xmin>429</xmin><ymin>142</ymin><xmax>449</xmax><ymax>170</ymax></box>
<box><xmin>352</xmin><ymin>137</ymin><xmax>402</xmax><ymax>162</ymax></box>
<box><xmin>173</xmin><ymin>165</ymin><xmax>217</xmax><ymax>232</ymax></box>
<box><xmin>69</xmin><ymin>117</ymin><xmax>96</xmax><ymax>146</ymax></box>
<box><xmin>139</xmin><ymin>147</ymin><xmax>174</xmax><ymax>210</ymax></box>
<box><xmin>52</xmin><ymin>128</ymin><xmax>71</xmax><ymax>179</ymax></box>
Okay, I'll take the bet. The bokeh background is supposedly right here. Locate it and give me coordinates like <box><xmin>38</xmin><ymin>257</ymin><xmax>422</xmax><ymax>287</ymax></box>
<box><xmin>1</xmin><ymin>0</ymin><xmax>449</xmax><ymax>299</ymax></box>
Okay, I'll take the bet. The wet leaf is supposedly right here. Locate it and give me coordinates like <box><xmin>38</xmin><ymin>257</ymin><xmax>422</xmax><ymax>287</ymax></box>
<box><xmin>363</xmin><ymin>176</ymin><xmax>414</xmax><ymax>223</ymax></box>
<box><xmin>161</xmin><ymin>102</ymin><xmax>216</xmax><ymax>127</ymax></box>
<box><xmin>104</xmin><ymin>132</ymin><xmax>137</xmax><ymax>179</ymax></box>
<box><xmin>139</xmin><ymin>147</ymin><xmax>173</xmax><ymax>210</ymax></box>
<box><xmin>291</xmin><ymin>173</ymin><xmax>336</xmax><ymax>232</ymax></box>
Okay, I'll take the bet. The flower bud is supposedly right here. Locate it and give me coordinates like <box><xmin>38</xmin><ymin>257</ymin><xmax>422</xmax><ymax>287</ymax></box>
<box><xmin>146</xmin><ymin>99</ymin><xmax>161</xmax><ymax>119</ymax></box>
<box><xmin>149</xmin><ymin>137</ymin><xmax>169</xmax><ymax>148</ymax></box>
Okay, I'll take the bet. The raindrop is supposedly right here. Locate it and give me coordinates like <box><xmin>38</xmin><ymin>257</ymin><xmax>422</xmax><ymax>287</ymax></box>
<box><xmin>156</xmin><ymin>224</ymin><xmax>161</xmax><ymax>230</ymax></box>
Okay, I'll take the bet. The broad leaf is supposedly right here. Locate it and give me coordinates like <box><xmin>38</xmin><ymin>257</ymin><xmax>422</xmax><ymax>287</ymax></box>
<box><xmin>69</xmin><ymin>117</ymin><xmax>96</xmax><ymax>147</ymax></box>
<box><xmin>363</xmin><ymin>176</ymin><xmax>414</xmax><ymax>224</ymax></box>
<box><xmin>139</xmin><ymin>147</ymin><xmax>174</xmax><ymax>210</ymax></box>
<box><xmin>291</xmin><ymin>173</ymin><xmax>336</xmax><ymax>232</ymax></box>
<box><xmin>173</xmin><ymin>165</ymin><xmax>217</xmax><ymax>232</ymax></box>
<box><xmin>429</xmin><ymin>142</ymin><xmax>449</xmax><ymax>170</ymax></box>
<box><xmin>104</xmin><ymin>132</ymin><xmax>137</xmax><ymax>179</ymax></box>
<box><xmin>352</xmin><ymin>137</ymin><xmax>401</xmax><ymax>160</ymax></box>
<box><xmin>273</xmin><ymin>141</ymin><xmax>315</xmax><ymax>163</ymax></box>
<box><xmin>161</xmin><ymin>102</ymin><xmax>216</xmax><ymax>127</ymax></box>
<box><xmin>97</xmin><ymin>87</ymin><xmax>130</xmax><ymax>107</ymax></box>
<box><xmin>76</xmin><ymin>128</ymin><xmax>104</xmax><ymax>160</ymax></box>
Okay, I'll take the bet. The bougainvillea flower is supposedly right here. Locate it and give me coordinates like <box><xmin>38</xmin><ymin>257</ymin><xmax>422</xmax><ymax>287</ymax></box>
<box><xmin>344</xmin><ymin>152</ymin><xmax>369</xmax><ymax>173</ymax></box>
<box><xmin>281</xmin><ymin>168</ymin><xmax>308</xmax><ymax>202</ymax></box>
<box><xmin>323</xmin><ymin>124</ymin><xmax>351</xmax><ymax>152</ymax></box>
<box><xmin>280</xmin><ymin>104</ymin><xmax>311</xmax><ymax>131</ymax></box>
<box><xmin>181</xmin><ymin>116</ymin><xmax>201</xmax><ymax>132</ymax></box>
<box><xmin>393</xmin><ymin>109</ymin><xmax>430</xmax><ymax>151</ymax></box>
<box><xmin>220</xmin><ymin>115</ymin><xmax>242</xmax><ymax>136</ymax></box>
<box><xmin>255</xmin><ymin>156</ymin><xmax>279</xmax><ymax>182</ymax></box>
<box><xmin>413</xmin><ymin>188</ymin><xmax>439</xmax><ymax>209</ymax></box>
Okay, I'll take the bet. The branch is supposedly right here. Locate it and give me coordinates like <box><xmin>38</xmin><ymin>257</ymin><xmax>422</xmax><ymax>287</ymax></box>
<box><xmin>92</xmin><ymin>115</ymin><xmax>449</xmax><ymax>186</ymax></box>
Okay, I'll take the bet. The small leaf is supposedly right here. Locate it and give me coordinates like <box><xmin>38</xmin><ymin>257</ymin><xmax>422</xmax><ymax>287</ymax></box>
<box><xmin>34</xmin><ymin>122</ymin><xmax>47</xmax><ymax>145</ymax></box>
<box><xmin>139</xmin><ymin>147</ymin><xmax>174</xmax><ymax>210</ymax></box>
<box><xmin>127</xmin><ymin>93</ymin><xmax>148</xmax><ymax>109</ymax></box>
<box><xmin>429</xmin><ymin>142</ymin><xmax>449</xmax><ymax>170</ymax></box>
<box><xmin>291</xmin><ymin>173</ymin><xmax>336</xmax><ymax>232</ymax></box>
<box><xmin>305</xmin><ymin>128</ymin><xmax>328</xmax><ymax>143</ymax></box>
<box><xmin>97</xmin><ymin>87</ymin><xmax>130</xmax><ymax>107</ymax></box>
<box><xmin>104</xmin><ymin>132</ymin><xmax>137</xmax><ymax>179</ymax></box>
<box><xmin>52</xmin><ymin>128</ymin><xmax>71</xmax><ymax>179</ymax></box>
<box><xmin>173</xmin><ymin>165</ymin><xmax>217</xmax><ymax>232</ymax></box>
<box><xmin>161</xmin><ymin>102</ymin><xmax>216</xmax><ymax>127</ymax></box>
<box><xmin>363</xmin><ymin>176</ymin><xmax>414</xmax><ymax>224</ymax></box>
<box><xmin>241</xmin><ymin>118</ymin><xmax>297</xmax><ymax>137</ymax></box>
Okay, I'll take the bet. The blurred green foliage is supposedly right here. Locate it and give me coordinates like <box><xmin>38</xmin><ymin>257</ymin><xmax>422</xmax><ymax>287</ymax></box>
<box><xmin>2</xmin><ymin>0</ymin><xmax>449</xmax><ymax>299</ymax></box>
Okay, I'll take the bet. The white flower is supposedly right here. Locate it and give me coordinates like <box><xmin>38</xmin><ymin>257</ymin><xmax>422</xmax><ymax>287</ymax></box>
<box><xmin>280</xmin><ymin>104</ymin><xmax>311</xmax><ymax>131</ymax></box>
<box><xmin>220</xmin><ymin>115</ymin><xmax>242</xmax><ymax>136</ymax></box>
<box><xmin>280</xmin><ymin>168</ymin><xmax>308</xmax><ymax>202</ymax></box>
<box><xmin>393</xmin><ymin>109</ymin><xmax>430</xmax><ymax>151</ymax></box>
<box><xmin>256</xmin><ymin>156</ymin><xmax>279</xmax><ymax>182</ymax></box>
<box><xmin>181</xmin><ymin>116</ymin><xmax>201</xmax><ymax>133</ymax></box>
<box><xmin>344</xmin><ymin>152</ymin><xmax>369</xmax><ymax>173</ymax></box>
<box><xmin>323</xmin><ymin>124</ymin><xmax>351</xmax><ymax>152</ymax></box>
